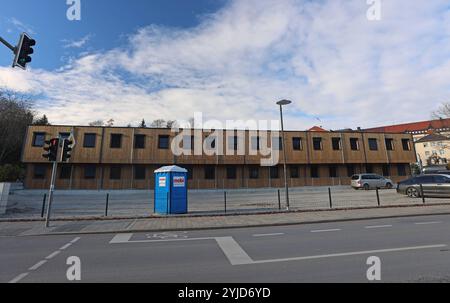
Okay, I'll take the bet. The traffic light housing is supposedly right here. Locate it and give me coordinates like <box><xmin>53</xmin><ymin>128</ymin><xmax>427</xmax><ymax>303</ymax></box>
<box><xmin>42</xmin><ymin>138</ymin><xmax>59</xmax><ymax>162</ymax></box>
<box><xmin>13</xmin><ymin>33</ymin><xmax>36</xmax><ymax>70</ymax></box>
<box><xmin>61</xmin><ymin>139</ymin><xmax>73</xmax><ymax>162</ymax></box>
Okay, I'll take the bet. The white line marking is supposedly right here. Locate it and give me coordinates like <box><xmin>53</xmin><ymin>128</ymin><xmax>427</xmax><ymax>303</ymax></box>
<box><xmin>253</xmin><ymin>233</ymin><xmax>285</xmax><ymax>237</ymax></box>
<box><xmin>414</xmin><ymin>221</ymin><xmax>442</xmax><ymax>225</ymax></box>
<box><xmin>45</xmin><ymin>251</ymin><xmax>61</xmax><ymax>260</ymax></box>
<box><xmin>8</xmin><ymin>273</ymin><xmax>29</xmax><ymax>284</ymax></box>
<box><xmin>252</xmin><ymin>244</ymin><xmax>447</xmax><ymax>265</ymax></box>
<box><xmin>70</xmin><ymin>237</ymin><xmax>81</xmax><ymax>244</ymax></box>
<box><xmin>311</xmin><ymin>229</ymin><xmax>341</xmax><ymax>233</ymax></box>
<box><xmin>60</xmin><ymin>243</ymin><xmax>72</xmax><ymax>250</ymax></box>
<box><xmin>29</xmin><ymin>260</ymin><xmax>47</xmax><ymax>271</ymax></box>
<box><xmin>109</xmin><ymin>233</ymin><xmax>133</xmax><ymax>244</ymax></box>
<box><xmin>365</xmin><ymin>225</ymin><xmax>393</xmax><ymax>229</ymax></box>
<box><xmin>215</xmin><ymin>237</ymin><xmax>254</xmax><ymax>265</ymax></box>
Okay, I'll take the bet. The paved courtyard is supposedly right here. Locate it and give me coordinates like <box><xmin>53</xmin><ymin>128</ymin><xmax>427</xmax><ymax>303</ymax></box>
<box><xmin>2</xmin><ymin>186</ymin><xmax>450</xmax><ymax>220</ymax></box>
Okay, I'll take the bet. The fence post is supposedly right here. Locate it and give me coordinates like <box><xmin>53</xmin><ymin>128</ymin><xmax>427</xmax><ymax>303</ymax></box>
<box><xmin>105</xmin><ymin>193</ymin><xmax>109</xmax><ymax>217</ymax></box>
<box><xmin>420</xmin><ymin>184</ymin><xmax>425</xmax><ymax>204</ymax></box>
<box><xmin>328</xmin><ymin>187</ymin><xmax>333</xmax><ymax>209</ymax></box>
<box><xmin>41</xmin><ymin>194</ymin><xmax>47</xmax><ymax>218</ymax></box>
<box><xmin>224</xmin><ymin>191</ymin><xmax>227</xmax><ymax>213</ymax></box>
<box><xmin>376</xmin><ymin>187</ymin><xmax>380</xmax><ymax>206</ymax></box>
<box><xmin>278</xmin><ymin>189</ymin><xmax>281</xmax><ymax>210</ymax></box>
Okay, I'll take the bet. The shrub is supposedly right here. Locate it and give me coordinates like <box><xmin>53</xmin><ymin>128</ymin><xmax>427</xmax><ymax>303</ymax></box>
<box><xmin>0</xmin><ymin>164</ymin><xmax>25</xmax><ymax>182</ymax></box>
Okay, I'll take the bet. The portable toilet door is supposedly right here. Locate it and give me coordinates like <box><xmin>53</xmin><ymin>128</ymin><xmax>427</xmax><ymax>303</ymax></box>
<box><xmin>154</xmin><ymin>166</ymin><xmax>188</xmax><ymax>215</ymax></box>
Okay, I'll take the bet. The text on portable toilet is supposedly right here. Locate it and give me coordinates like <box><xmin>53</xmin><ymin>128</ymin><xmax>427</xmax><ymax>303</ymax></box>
<box><xmin>173</xmin><ymin>176</ymin><xmax>185</xmax><ymax>187</ymax></box>
<box><xmin>159</xmin><ymin>177</ymin><xmax>166</xmax><ymax>187</ymax></box>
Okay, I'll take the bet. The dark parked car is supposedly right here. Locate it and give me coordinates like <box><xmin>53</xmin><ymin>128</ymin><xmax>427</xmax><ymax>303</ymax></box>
<box><xmin>397</xmin><ymin>174</ymin><xmax>450</xmax><ymax>198</ymax></box>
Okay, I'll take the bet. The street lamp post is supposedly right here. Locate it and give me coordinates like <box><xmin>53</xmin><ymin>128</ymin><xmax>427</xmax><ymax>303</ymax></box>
<box><xmin>276</xmin><ymin>99</ymin><xmax>292</xmax><ymax>211</ymax></box>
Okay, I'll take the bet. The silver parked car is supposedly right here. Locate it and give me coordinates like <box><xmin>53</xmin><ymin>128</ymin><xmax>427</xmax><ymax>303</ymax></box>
<box><xmin>396</xmin><ymin>174</ymin><xmax>450</xmax><ymax>198</ymax></box>
<box><xmin>351</xmin><ymin>174</ymin><xmax>394</xmax><ymax>190</ymax></box>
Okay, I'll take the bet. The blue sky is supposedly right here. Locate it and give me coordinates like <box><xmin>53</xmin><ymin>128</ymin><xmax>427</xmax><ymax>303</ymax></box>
<box><xmin>1</xmin><ymin>0</ymin><xmax>450</xmax><ymax>130</ymax></box>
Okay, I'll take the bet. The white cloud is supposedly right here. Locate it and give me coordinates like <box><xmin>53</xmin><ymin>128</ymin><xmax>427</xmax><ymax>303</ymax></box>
<box><xmin>8</xmin><ymin>17</ymin><xmax>35</xmax><ymax>35</ymax></box>
<box><xmin>0</xmin><ymin>0</ymin><xmax>450</xmax><ymax>130</ymax></box>
<box><xmin>62</xmin><ymin>34</ymin><xmax>92</xmax><ymax>49</ymax></box>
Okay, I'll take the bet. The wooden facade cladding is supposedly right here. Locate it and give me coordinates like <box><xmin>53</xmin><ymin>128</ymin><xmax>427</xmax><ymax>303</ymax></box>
<box><xmin>22</xmin><ymin>125</ymin><xmax>417</xmax><ymax>165</ymax></box>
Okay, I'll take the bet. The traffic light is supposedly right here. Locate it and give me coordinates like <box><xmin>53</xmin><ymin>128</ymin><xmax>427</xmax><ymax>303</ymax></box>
<box><xmin>61</xmin><ymin>139</ymin><xmax>73</xmax><ymax>162</ymax></box>
<box><xmin>42</xmin><ymin>138</ymin><xmax>59</xmax><ymax>162</ymax></box>
<box><xmin>13</xmin><ymin>33</ymin><xmax>36</xmax><ymax>69</ymax></box>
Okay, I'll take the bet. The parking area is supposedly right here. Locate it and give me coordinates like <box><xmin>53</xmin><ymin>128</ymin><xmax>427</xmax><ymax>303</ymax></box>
<box><xmin>2</xmin><ymin>185</ymin><xmax>450</xmax><ymax>219</ymax></box>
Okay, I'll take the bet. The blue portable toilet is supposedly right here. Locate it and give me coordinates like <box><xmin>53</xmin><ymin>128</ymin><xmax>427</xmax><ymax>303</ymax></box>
<box><xmin>154</xmin><ymin>165</ymin><xmax>188</xmax><ymax>215</ymax></box>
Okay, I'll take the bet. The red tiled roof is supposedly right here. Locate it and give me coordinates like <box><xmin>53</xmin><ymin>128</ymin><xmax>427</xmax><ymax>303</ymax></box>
<box><xmin>308</xmin><ymin>126</ymin><xmax>328</xmax><ymax>132</ymax></box>
<box><xmin>364</xmin><ymin>118</ymin><xmax>450</xmax><ymax>134</ymax></box>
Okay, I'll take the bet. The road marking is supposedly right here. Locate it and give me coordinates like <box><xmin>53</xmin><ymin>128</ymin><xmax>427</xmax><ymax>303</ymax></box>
<box><xmin>215</xmin><ymin>237</ymin><xmax>253</xmax><ymax>265</ymax></box>
<box><xmin>45</xmin><ymin>250</ymin><xmax>61</xmax><ymax>260</ymax></box>
<box><xmin>29</xmin><ymin>260</ymin><xmax>47</xmax><ymax>271</ymax></box>
<box><xmin>110</xmin><ymin>233</ymin><xmax>134</xmax><ymax>244</ymax></box>
<box><xmin>251</xmin><ymin>244</ymin><xmax>447</xmax><ymax>265</ymax></box>
<box><xmin>110</xmin><ymin>233</ymin><xmax>213</xmax><ymax>244</ymax></box>
<box><xmin>8</xmin><ymin>273</ymin><xmax>29</xmax><ymax>284</ymax></box>
<box><xmin>311</xmin><ymin>229</ymin><xmax>341</xmax><ymax>233</ymax></box>
<box><xmin>414</xmin><ymin>221</ymin><xmax>442</xmax><ymax>225</ymax></box>
<box><xmin>253</xmin><ymin>233</ymin><xmax>285</xmax><ymax>237</ymax></box>
<box><xmin>8</xmin><ymin>236</ymin><xmax>81</xmax><ymax>283</ymax></box>
<box><xmin>365</xmin><ymin>225</ymin><xmax>393</xmax><ymax>229</ymax></box>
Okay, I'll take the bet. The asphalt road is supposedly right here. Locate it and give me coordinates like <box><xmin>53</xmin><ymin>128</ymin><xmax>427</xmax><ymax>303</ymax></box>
<box><xmin>1</xmin><ymin>214</ymin><xmax>450</xmax><ymax>283</ymax></box>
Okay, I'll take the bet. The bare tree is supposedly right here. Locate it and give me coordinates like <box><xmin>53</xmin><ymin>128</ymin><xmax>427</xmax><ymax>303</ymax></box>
<box><xmin>166</xmin><ymin>120</ymin><xmax>178</xmax><ymax>129</ymax></box>
<box><xmin>150</xmin><ymin>119</ymin><xmax>167</xmax><ymax>128</ymax></box>
<box><xmin>432</xmin><ymin>102</ymin><xmax>450</xmax><ymax>119</ymax></box>
<box><xmin>0</xmin><ymin>91</ymin><xmax>35</xmax><ymax>164</ymax></box>
<box><xmin>88</xmin><ymin>120</ymin><xmax>104</xmax><ymax>127</ymax></box>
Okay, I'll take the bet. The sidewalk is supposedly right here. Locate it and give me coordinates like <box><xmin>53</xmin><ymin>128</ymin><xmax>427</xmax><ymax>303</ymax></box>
<box><xmin>1</xmin><ymin>203</ymin><xmax>450</xmax><ymax>237</ymax></box>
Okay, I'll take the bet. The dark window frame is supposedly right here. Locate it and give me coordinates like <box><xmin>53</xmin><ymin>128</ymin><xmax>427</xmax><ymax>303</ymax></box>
<box><xmin>290</xmin><ymin>166</ymin><xmax>300</xmax><ymax>178</ymax></box>
<box><xmin>350</xmin><ymin>138</ymin><xmax>359</xmax><ymax>151</ymax></box>
<box><xmin>83</xmin><ymin>133</ymin><xmax>97</xmax><ymax>148</ymax></box>
<box><xmin>33</xmin><ymin>165</ymin><xmax>46</xmax><ymax>179</ymax></box>
<box><xmin>368</xmin><ymin>138</ymin><xmax>378</xmax><ymax>151</ymax></box>
<box><xmin>249</xmin><ymin>166</ymin><xmax>259</xmax><ymax>179</ymax></box>
<box><xmin>84</xmin><ymin>165</ymin><xmax>96</xmax><ymax>179</ymax></box>
<box><xmin>32</xmin><ymin>132</ymin><xmax>46</xmax><ymax>147</ymax></box>
<box><xmin>311</xmin><ymin>165</ymin><xmax>319</xmax><ymax>178</ymax></box>
<box><xmin>332</xmin><ymin>137</ymin><xmax>341</xmax><ymax>151</ymax></box>
<box><xmin>134</xmin><ymin>134</ymin><xmax>146</xmax><ymax>149</ymax></box>
<box><xmin>270</xmin><ymin>166</ymin><xmax>279</xmax><ymax>179</ymax></box>
<box><xmin>110</xmin><ymin>134</ymin><xmax>122</xmax><ymax>149</ymax></box>
<box><xmin>385</xmin><ymin>138</ymin><xmax>394</xmax><ymax>151</ymax></box>
<box><xmin>204</xmin><ymin>166</ymin><xmax>216</xmax><ymax>180</ymax></box>
<box><xmin>134</xmin><ymin>165</ymin><xmax>146</xmax><ymax>180</ymax></box>
<box><xmin>292</xmin><ymin>137</ymin><xmax>302</xmax><ymax>151</ymax></box>
<box><xmin>402</xmin><ymin>139</ymin><xmax>411</xmax><ymax>151</ymax></box>
<box><xmin>158</xmin><ymin>135</ymin><xmax>170</xmax><ymax>149</ymax></box>
<box><xmin>110</xmin><ymin>165</ymin><xmax>122</xmax><ymax>180</ymax></box>
<box><xmin>312</xmin><ymin>137</ymin><xmax>323</xmax><ymax>151</ymax></box>
<box><xmin>227</xmin><ymin>166</ymin><xmax>237</xmax><ymax>180</ymax></box>
<box><xmin>329</xmin><ymin>165</ymin><xmax>338</xmax><ymax>178</ymax></box>
<box><xmin>59</xmin><ymin>165</ymin><xmax>72</xmax><ymax>180</ymax></box>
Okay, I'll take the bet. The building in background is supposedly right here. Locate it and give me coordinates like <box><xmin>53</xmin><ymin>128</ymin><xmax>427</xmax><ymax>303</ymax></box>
<box><xmin>364</xmin><ymin>118</ymin><xmax>450</xmax><ymax>168</ymax></box>
<box><xmin>21</xmin><ymin>125</ymin><xmax>416</xmax><ymax>190</ymax></box>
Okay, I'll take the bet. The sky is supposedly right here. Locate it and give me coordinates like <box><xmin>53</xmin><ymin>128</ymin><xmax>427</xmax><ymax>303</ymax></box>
<box><xmin>0</xmin><ymin>0</ymin><xmax>449</xmax><ymax>130</ymax></box>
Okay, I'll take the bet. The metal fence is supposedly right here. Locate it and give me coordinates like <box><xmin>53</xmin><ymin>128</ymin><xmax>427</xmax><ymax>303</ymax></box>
<box><xmin>3</xmin><ymin>185</ymin><xmax>450</xmax><ymax>220</ymax></box>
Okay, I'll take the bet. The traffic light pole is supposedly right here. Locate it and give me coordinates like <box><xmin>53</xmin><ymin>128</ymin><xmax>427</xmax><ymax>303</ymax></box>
<box><xmin>45</xmin><ymin>160</ymin><xmax>58</xmax><ymax>228</ymax></box>
<box><xmin>0</xmin><ymin>36</ymin><xmax>16</xmax><ymax>53</ymax></box>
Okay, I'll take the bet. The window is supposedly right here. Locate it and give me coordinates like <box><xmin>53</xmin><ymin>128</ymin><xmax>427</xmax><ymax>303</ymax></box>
<box><xmin>290</xmin><ymin>166</ymin><xmax>299</xmax><ymax>178</ymax></box>
<box><xmin>59</xmin><ymin>132</ymin><xmax>70</xmax><ymax>140</ymax></box>
<box><xmin>270</xmin><ymin>166</ymin><xmax>279</xmax><ymax>179</ymax></box>
<box><xmin>397</xmin><ymin>164</ymin><xmax>407</xmax><ymax>176</ymax></box>
<box><xmin>385</xmin><ymin>138</ymin><xmax>394</xmax><ymax>151</ymax></box>
<box><xmin>228</xmin><ymin>136</ymin><xmax>239</xmax><ymax>151</ymax></box>
<box><xmin>32</xmin><ymin>132</ymin><xmax>46</xmax><ymax>147</ymax></box>
<box><xmin>134</xmin><ymin>135</ymin><xmax>145</xmax><ymax>149</ymax></box>
<box><xmin>158</xmin><ymin>135</ymin><xmax>170</xmax><ymax>149</ymax></box>
<box><xmin>110</xmin><ymin>166</ymin><xmax>121</xmax><ymax>180</ymax></box>
<box><xmin>292</xmin><ymin>137</ymin><xmax>302</xmax><ymax>150</ymax></box>
<box><xmin>402</xmin><ymin>139</ymin><xmax>411</xmax><ymax>151</ymax></box>
<box><xmin>272</xmin><ymin>137</ymin><xmax>282</xmax><ymax>150</ymax></box>
<box><xmin>134</xmin><ymin>165</ymin><xmax>146</xmax><ymax>180</ymax></box>
<box><xmin>416</xmin><ymin>175</ymin><xmax>434</xmax><ymax>184</ymax></box>
<box><xmin>249</xmin><ymin>166</ymin><xmax>259</xmax><ymax>179</ymax></box>
<box><xmin>329</xmin><ymin>166</ymin><xmax>338</xmax><ymax>178</ymax></box>
<box><xmin>204</xmin><ymin>166</ymin><xmax>215</xmax><ymax>180</ymax></box>
<box><xmin>368</xmin><ymin>138</ymin><xmax>378</xmax><ymax>151</ymax></box>
<box><xmin>347</xmin><ymin>164</ymin><xmax>355</xmax><ymax>177</ymax></box>
<box><xmin>350</xmin><ymin>138</ymin><xmax>359</xmax><ymax>150</ymax></box>
<box><xmin>186</xmin><ymin>166</ymin><xmax>193</xmax><ymax>180</ymax></box>
<box><xmin>110</xmin><ymin>134</ymin><xmax>122</xmax><ymax>148</ymax></box>
<box><xmin>83</xmin><ymin>133</ymin><xmax>96</xmax><ymax>148</ymax></box>
<box><xmin>227</xmin><ymin>166</ymin><xmax>237</xmax><ymax>180</ymax></box>
<box><xmin>251</xmin><ymin>136</ymin><xmax>260</xmax><ymax>151</ymax></box>
<box><xmin>433</xmin><ymin>175</ymin><xmax>450</xmax><ymax>183</ymax></box>
<box><xmin>366</xmin><ymin>164</ymin><xmax>374</xmax><ymax>174</ymax></box>
<box><xmin>84</xmin><ymin>165</ymin><xmax>96</xmax><ymax>179</ymax></box>
<box><xmin>312</xmin><ymin>137</ymin><xmax>322</xmax><ymax>151</ymax></box>
<box><xmin>183</xmin><ymin>136</ymin><xmax>194</xmax><ymax>150</ymax></box>
<box><xmin>59</xmin><ymin>165</ymin><xmax>72</xmax><ymax>179</ymax></box>
<box><xmin>33</xmin><ymin>165</ymin><xmax>46</xmax><ymax>179</ymax></box>
<box><xmin>332</xmin><ymin>138</ymin><xmax>341</xmax><ymax>150</ymax></box>
<box><xmin>311</xmin><ymin>165</ymin><xmax>319</xmax><ymax>178</ymax></box>
<box><xmin>382</xmin><ymin>165</ymin><xmax>390</xmax><ymax>177</ymax></box>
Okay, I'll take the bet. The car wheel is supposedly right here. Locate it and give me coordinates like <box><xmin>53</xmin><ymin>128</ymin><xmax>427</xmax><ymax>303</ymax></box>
<box><xmin>363</xmin><ymin>184</ymin><xmax>370</xmax><ymax>191</ymax></box>
<box><xmin>385</xmin><ymin>183</ymin><xmax>393</xmax><ymax>189</ymax></box>
<box><xmin>406</xmin><ymin>187</ymin><xmax>419</xmax><ymax>198</ymax></box>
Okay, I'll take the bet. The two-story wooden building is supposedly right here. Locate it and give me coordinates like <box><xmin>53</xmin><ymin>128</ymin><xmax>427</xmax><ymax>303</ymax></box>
<box><xmin>21</xmin><ymin>125</ymin><xmax>417</xmax><ymax>190</ymax></box>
